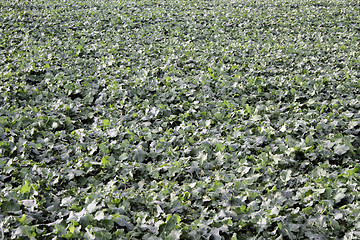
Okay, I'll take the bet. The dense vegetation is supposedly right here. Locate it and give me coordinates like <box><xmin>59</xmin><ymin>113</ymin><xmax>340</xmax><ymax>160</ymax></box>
<box><xmin>1</xmin><ymin>0</ymin><xmax>359</xmax><ymax>239</ymax></box>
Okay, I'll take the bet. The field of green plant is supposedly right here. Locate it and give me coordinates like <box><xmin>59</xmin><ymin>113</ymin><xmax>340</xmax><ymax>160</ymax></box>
<box><xmin>1</xmin><ymin>0</ymin><xmax>360</xmax><ymax>239</ymax></box>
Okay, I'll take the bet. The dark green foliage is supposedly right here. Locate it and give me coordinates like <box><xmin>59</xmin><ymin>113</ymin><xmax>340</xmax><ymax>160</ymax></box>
<box><xmin>1</xmin><ymin>0</ymin><xmax>359</xmax><ymax>239</ymax></box>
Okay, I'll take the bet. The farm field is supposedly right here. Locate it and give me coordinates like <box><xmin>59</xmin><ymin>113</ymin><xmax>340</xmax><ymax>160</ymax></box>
<box><xmin>1</xmin><ymin>0</ymin><xmax>360</xmax><ymax>239</ymax></box>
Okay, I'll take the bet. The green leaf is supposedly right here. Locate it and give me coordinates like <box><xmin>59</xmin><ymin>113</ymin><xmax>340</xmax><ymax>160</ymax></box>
<box><xmin>18</xmin><ymin>214</ymin><xmax>28</xmax><ymax>225</ymax></box>
<box><xmin>134</xmin><ymin>148</ymin><xmax>147</xmax><ymax>162</ymax></box>
<box><xmin>280</xmin><ymin>170</ymin><xmax>292</xmax><ymax>182</ymax></box>
<box><xmin>87</xmin><ymin>200</ymin><xmax>99</xmax><ymax>213</ymax></box>
<box><xmin>20</xmin><ymin>181</ymin><xmax>31</xmax><ymax>194</ymax></box>
<box><xmin>101</xmin><ymin>156</ymin><xmax>110</xmax><ymax>167</ymax></box>
<box><xmin>245</xmin><ymin>104</ymin><xmax>252</xmax><ymax>114</ymax></box>
<box><xmin>215</xmin><ymin>143</ymin><xmax>225</xmax><ymax>152</ymax></box>
<box><xmin>164</xmin><ymin>214</ymin><xmax>181</xmax><ymax>234</ymax></box>
<box><xmin>2</xmin><ymin>200</ymin><xmax>21</xmax><ymax>212</ymax></box>
<box><xmin>334</xmin><ymin>144</ymin><xmax>350</xmax><ymax>155</ymax></box>
<box><xmin>165</xmin><ymin>229</ymin><xmax>182</xmax><ymax>240</ymax></box>
<box><xmin>334</xmin><ymin>189</ymin><xmax>346</xmax><ymax>203</ymax></box>
<box><xmin>302</xmin><ymin>206</ymin><xmax>312</xmax><ymax>215</ymax></box>
<box><xmin>92</xmin><ymin>227</ymin><xmax>112</xmax><ymax>240</ymax></box>
<box><xmin>250</xmin><ymin>114</ymin><xmax>262</xmax><ymax>121</ymax></box>
<box><xmin>102</xmin><ymin>119</ymin><xmax>110</xmax><ymax>127</ymax></box>
<box><xmin>94</xmin><ymin>211</ymin><xmax>105</xmax><ymax>221</ymax></box>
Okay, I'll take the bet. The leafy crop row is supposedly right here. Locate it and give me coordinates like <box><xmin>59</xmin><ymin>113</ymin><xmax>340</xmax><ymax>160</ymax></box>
<box><xmin>1</xmin><ymin>0</ymin><xmax>359</xmax><ymax>239</ymax></box>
